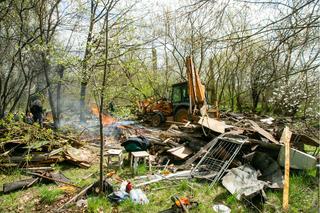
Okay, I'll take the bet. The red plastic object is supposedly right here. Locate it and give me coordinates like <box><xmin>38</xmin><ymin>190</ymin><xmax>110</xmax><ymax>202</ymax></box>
<box><xmin>126</xmin><ymin>182</ymin><xmax>133</xmax><ymax>193</ymax></box>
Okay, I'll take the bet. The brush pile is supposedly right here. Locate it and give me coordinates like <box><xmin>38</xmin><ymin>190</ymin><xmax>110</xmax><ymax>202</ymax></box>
<box><xmin>0</xmin><ymin>119</ymin><xmax>95</xmax><ymax>168</ymax></box>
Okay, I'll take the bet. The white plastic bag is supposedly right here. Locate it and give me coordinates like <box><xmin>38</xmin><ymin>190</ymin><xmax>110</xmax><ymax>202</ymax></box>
<box><xmin>120</xmin><ymin>181</ymin><xmax>128</xmax><ymax>192</ymax></box>
<box><xmin>130</xmin><ymin>188</ymin><xmax>149</xmax><ymax>204</ymax></box>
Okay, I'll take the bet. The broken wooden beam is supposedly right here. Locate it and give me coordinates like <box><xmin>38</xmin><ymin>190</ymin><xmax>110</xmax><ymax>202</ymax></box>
<box><xmin>281</xmin><ymin>127</ymin><xmax>292</xmax><ymax>212</ymax></box>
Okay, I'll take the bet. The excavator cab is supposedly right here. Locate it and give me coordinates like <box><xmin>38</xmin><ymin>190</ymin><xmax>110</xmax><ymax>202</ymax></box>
<box><xmin>171</xmin><ymin>82</ymin><xmax>190</xmax><ymax>122</ymax></box>
<box><xmin>138</xmin><ymin>56</ymin><xmax>218</xmax><ymax>126</ymax></box>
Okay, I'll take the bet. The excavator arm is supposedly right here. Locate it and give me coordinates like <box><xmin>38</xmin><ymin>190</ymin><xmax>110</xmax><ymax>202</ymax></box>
<box><xmin>185</xmin><ymin>56</ymin><xmax>206</xmax><ymax>114</ymax></box>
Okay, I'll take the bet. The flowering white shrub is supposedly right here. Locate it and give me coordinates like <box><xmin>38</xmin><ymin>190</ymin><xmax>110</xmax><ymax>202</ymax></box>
<box><xmin>268</xmin><ymin>76</ymin><xmax>308</xmax><ymax>116</ymax></box>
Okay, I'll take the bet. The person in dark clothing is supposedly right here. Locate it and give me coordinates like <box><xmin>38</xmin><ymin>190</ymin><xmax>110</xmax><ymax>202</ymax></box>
<box><xmin>30</xmin><ymin>99</ymin><xmax>44</xmax><ymax>127</ymax></box>
<box><xmin>108</xmin><ymin>101</ymin><xmax>115</xmax><ymax>114</ymax></box>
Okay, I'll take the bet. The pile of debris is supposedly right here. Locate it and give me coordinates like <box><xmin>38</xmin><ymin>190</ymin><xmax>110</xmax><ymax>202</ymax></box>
<box><xmin>1</xmin><ymin>112</ymin><xmax>318</xmax><ymax>211</ymax></box>
<box><xmin>0</xmin><ymin>121</ymin><xmax>95</xmax><ymax>169</ymax></box>
<box><xmin>115</xmin><ymin>113</ymin><xmax>319</xmax><ymax>202</ymax></box>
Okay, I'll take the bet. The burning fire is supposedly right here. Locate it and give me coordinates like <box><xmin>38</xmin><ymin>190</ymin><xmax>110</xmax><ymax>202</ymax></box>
<box><xmin>91</xmin><ymin>104</ymin><xmax>116</xmax><ymax>126</ymax></box>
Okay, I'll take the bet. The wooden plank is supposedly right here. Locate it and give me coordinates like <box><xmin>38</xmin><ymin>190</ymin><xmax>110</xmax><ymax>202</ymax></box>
<box><xmin>248</xmin><ymin>120</ymin><xmax>279</xmax><ymax>144</ymax></box>
<box><xmin>198</xmin><ymin>117</ymin><xmax>225</xmax><ymax>133</ymax></box>
<box><xmin>24</xmin><ymin>167</ymin><xmax>53</xmax><ymax>171</ymax></box>
<box><xmin>166</xmin><ymin>120</ymin><xmax>188</xmax><ymax>125</ymax></box>
<box><xmin>5</xmin><ymin>154</ymin><xmax>63</xmax><ymax>163</ymax></box>
<box><xmin>292</xmin><ymin>134</ymin><xmax>319</xmax><ymax>147</ymax></box>
<box><xmin>167</xmin><ymin>146</ymin><xmax>193</xmax><ymax>159</ymax></box>
<box><xmin>162</xmin><ymin>131</ymin><xmax>206</xmax><ymax>144</ymax></box>
<box><xmin>281</xmin><ymin>127</ymin><xmax>292</xmax><ymax>212</ymax></box>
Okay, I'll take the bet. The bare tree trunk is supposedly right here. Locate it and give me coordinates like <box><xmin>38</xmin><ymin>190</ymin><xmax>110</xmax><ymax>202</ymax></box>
<box><xmin>99</xmin><ymin>8</ymin><xmax>110</xmax><ymax>193</ymax></box>
<box><xmin>80</xmin><ymin>82</ymin><xmax>87</xmax><ymax>122</ymax></box>
<box><xmin>163</xmin><ymin>13</ymin><xmax>170</xmax><ymax>97</ymax></box>
<box><xmin>56</xmin><ymin>65</ymin><xmax>64</xmax><ymax>127</ymax></box>
<box><xmin>251</xmin><ymin>88</ymin><xmax>260</xmax><ymax>113</ymax></box>
<box><xmin>80</xmin><ymin>0</ymin><xmax>97</xmax><ymax>122</ymax></box>
<box><xmin>208</xmin><ymin>58</ymin><xmax>217</xmax><ymax>105</ymax></box>
<box><xmin>42</xmin><ymin>53</ymin><xmax>58</xmax><ymax>128</ymax></box>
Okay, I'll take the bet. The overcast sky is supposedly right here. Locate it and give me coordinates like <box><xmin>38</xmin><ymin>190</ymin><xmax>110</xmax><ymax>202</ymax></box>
<box><xmin>57</xmin><ymin>0</ymin><xmax>281</xmax><ymax>57</ymax></box>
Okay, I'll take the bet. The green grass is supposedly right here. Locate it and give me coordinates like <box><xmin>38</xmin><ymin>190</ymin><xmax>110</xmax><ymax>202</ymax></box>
<box><xmin>0</xmin><ymin>190</ymin><xmax>22</xmax><ymax>211</ymax></box>
<box><xmin>61</xmin><ymin>163</ymin><xmax>99</xmax><ymax>187</ymax></box>
<box><xmin>136</xmin><ymin>163</ymin><xmax>148</xmax><ymax>176</ymax></box>
<box><xmin>264</xmin><ymin>170</ymin><xmax>318</xmax><ymax>213</ymax></box>
<box><xmin>39</xmin><ymin>187</ymin><xmax>64</xmax><ymax>204</ymax></box>
<box><xmin>0</xmin><ymin>163</ymin><xmax>318</xmax><ymax>213</ymax></box>
<box><xmin>87</xmin><ymin>195</ymin><xmax>112</xmax><ymax>213</ymax></box>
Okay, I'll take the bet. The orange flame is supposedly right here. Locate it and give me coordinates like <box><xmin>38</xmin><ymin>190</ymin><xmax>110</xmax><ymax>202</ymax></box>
<box><xmin>91</xmin><ymin>104</ymin><xmax>116</xmax><ymax>126</ymax></box>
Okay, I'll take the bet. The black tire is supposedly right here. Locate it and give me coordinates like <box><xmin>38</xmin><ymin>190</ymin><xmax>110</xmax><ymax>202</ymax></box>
<box><xmin>174</xmin><ymin>108</ymin><xmax>189</xmax><ymax>122</ymax></box>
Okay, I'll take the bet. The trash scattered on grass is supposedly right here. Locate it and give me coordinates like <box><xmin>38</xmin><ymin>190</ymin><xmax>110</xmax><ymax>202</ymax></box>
<box><xmin>212</xmin><ymin>204</ymin><xmax>231</xmax><ymax>213</ymax></box>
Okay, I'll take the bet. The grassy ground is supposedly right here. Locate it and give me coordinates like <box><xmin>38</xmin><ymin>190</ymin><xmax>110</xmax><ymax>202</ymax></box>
<box><xmin>0</xmin><ymin>159</ymin><xmax>318</xmax><ymax>213</ymax></box>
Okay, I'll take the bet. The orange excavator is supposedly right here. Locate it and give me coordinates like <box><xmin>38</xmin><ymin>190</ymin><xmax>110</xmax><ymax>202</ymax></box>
<box><xmin>138</xmin><ymin>56</ymin><xmax>218</xmax><ymax>126</ymax></box>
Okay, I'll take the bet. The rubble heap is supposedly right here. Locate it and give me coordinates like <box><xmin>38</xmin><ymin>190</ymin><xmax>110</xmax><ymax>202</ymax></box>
<box><xmin>0</xmin><ymin>120</ymin><xmax>95</xmax><ymax>168</ymax></box>
<box><xmin>116</xmin><ymin>112</ymin><xmax>319</xmax><ymax>200</ymax></box>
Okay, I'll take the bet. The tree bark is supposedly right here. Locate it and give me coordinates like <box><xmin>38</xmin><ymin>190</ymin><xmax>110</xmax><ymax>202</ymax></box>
<box><xmin>56</xmin><ymin>65</ymin><xmax>64</xmax><ymax>127</ymax></box>
<box><xmin>79</xmin><ymin>82</ymin><xmax>87</xmax><ymax>122</ymax></box>
<box><xmin>99</xmin><ymin>6</ymin><xmax>110</xmax><ymax>193</ymax></box>
<box><xmin>42</xmin><ymin>53</ymin><xmax>58</xmax><ymax>128</ymax></box>
<box><xmin>79</xmin><ymin>0</ymin><xmax>97</xmax><ymax>122</ymax></box>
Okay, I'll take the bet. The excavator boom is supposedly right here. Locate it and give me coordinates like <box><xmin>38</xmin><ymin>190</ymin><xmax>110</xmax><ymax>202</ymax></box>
<box><xmin>185</xmin><ymin>56</ymin><xmax>206</xmax><ymax>113</ymax></box>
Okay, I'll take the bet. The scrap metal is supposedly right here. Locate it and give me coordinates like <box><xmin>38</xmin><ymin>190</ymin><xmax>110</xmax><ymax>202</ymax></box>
<box><xmin>191</xmin><ymin>135</ymin><xmax>248</xmax><ymax>185</ymax></box>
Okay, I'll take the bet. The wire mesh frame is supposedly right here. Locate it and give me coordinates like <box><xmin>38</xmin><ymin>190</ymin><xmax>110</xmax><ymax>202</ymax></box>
<box><xmin>191</xmin><ymin>135</ymin><xmax>247</xmax><ymax>186</ymax></box>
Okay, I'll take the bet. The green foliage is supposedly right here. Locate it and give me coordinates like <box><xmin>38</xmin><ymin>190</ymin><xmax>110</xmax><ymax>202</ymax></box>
<box><xmin>113</xmin><ymin>106</ymin><xmax>133</xmax><ymax>118</ymax></box>
<box><xmin>87</xmin><ymin>196</ymin><xmax>111</xmax><ymax>213</ymax></box>
<box><xmin>121</xmin><ymin>199</ymin><xmax>146</xmax><ymax>212</ymax></box>
<box><xmin>136</xmin><ymin>163</ymin><xmax>148</xmax><ymax>175</ymax></box>
<box><xmin>0</xmin><ymin>190</ymin><xmax>22</xmax><ymax>212</ymax></box>
<box><xmin>177</xmin><ymin>180</ymin><xmax>189</xmax><ymax>191</ymax></box>
<box><xmin>39</xmin><ymin>188</ymin><xmax>63</xmax><ymax>204</ymax></box>
<box><xmin>226</xmin><ymin>194</ymin><xmax>237</xmax><ymax>205</ymax></box>
<box><xmin>0</xmin><ymin>164</ymin><xmax>318</xmax><ymax>212</ymax></box>
<box><xmin>0</xmin><ymin>120</ymin><xmax>57</xmax><ymax>147</ymax></box>
<box><xmin>62</xmin><ymin>164</ymin><xmax>99</xmax><ymax>187</ymax></box>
